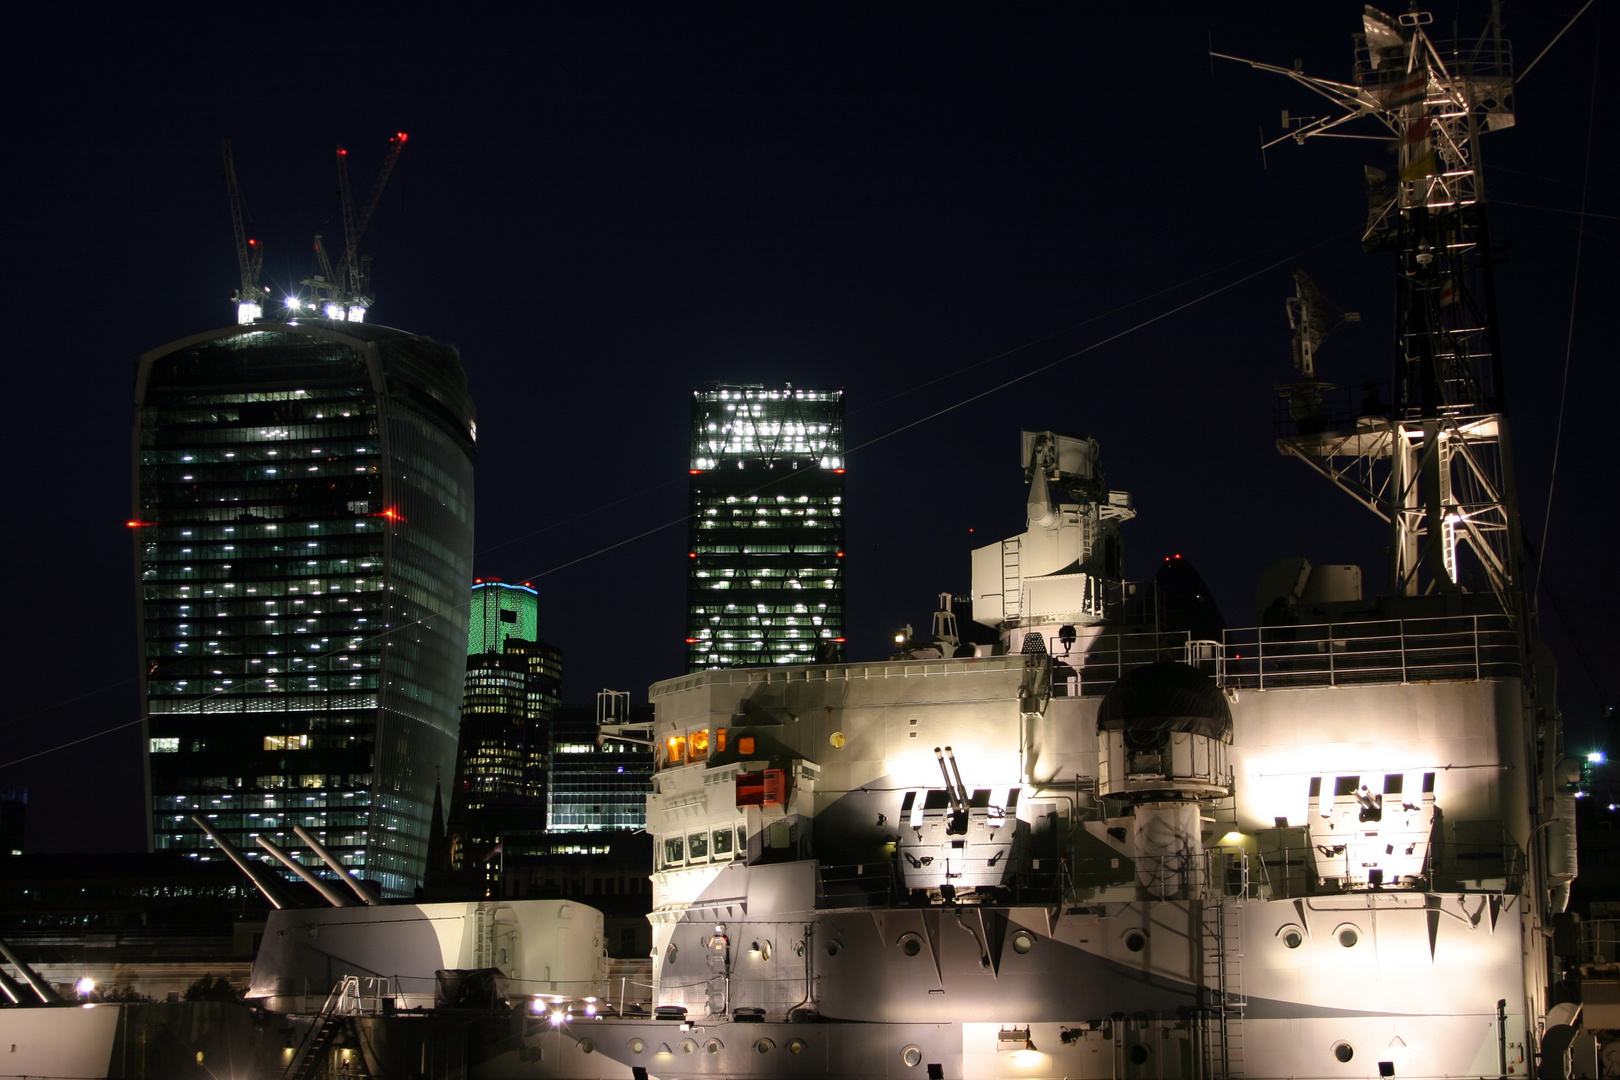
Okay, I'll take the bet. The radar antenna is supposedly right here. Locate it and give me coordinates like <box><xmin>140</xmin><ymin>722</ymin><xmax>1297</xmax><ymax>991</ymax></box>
<box><xmin>1220</xmin><ymin>7</ymin><xmax>1523</xmax><ymax>617</ymax></box>
<box><xmin>220</xmin><ymin>140</ymin><xmax>266</xmax><ymax>325</ymax></box>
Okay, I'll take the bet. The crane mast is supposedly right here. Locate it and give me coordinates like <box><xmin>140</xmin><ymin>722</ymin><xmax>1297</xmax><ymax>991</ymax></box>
<box><xmin>220</xmin><ymin>140</ymin><xmax>265</xmax><ymax>325</ymax></box>
<box><xmin>301</xmin><ymin>132</ymin><xmax>408</xmax><ymax>322</ymax></box>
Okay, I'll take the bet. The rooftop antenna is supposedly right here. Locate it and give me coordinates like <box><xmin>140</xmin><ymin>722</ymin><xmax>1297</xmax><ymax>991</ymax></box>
<box><xmin>220</xmin><ymin>140</ymin><xmax>267</xmax><ymax>325</ymax></box>
<box><xmin>300</xmin><ymin>132</ymin><xmax>408</xmax><ymax>323</ymax></box>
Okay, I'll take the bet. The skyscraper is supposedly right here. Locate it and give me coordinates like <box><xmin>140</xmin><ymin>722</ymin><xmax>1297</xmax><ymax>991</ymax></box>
<box><xmin>456</xmin><ymin>582</ymin><xmax>561</xmax><ymax>812</ymax></box>
<box><xmin>686</xmin><ymin>385</ymin><xmax>845</xmax><ymax>670</ymax></box>
<box><xmin>135</xmin><ymin>321</ymin><xmax>476</xmax><ymax>897</ymax></box>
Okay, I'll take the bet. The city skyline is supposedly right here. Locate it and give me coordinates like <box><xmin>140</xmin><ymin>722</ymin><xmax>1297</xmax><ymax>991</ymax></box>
<box><xmin>1</xmin><ymin>4</ymin><xmax>1612</xmax><ymax>853</ymax></box>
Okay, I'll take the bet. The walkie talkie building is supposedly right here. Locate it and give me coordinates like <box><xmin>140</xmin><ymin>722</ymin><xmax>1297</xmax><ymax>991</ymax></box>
<box><xmin>133</xmin><ymin>321</ymin><xmax>476</xmax><ymax>896</ymax></box>
<box><xmin>685</xmin><ymin>385</ymin><xmax>845</xmax><ymax>671</ymax></box>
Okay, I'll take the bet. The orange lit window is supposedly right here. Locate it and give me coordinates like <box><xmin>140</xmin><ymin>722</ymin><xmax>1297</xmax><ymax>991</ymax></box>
<box><xmin>738</xmin><ymin>736</ymin><xmax>755</xmax><ymax>756</ymax></box>
<box><xmin>665</xmin><ymin>734</ymin><xmax>686</xmax><ymax>767</ymax></box>
<box><xmin>715</xmin><ymin>728</ymin><xmax>727</xmax><ymax>753</ymax></box>
<box><xmin>688</xmin><ymin>729</ymin><xmax>710</xmax><ymax>762</ymax></box>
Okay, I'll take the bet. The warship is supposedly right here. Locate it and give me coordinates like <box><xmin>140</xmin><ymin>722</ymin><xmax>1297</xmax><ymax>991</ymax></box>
<box><xmin>0</xmin><ymin>5</ymin><xmax>1584</xmax><ymax>1079</ymax></box>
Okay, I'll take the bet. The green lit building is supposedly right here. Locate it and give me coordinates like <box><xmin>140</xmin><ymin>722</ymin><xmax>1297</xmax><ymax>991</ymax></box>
<box><xmin>134</xmin><ymin>321</ymin><xmax>476</xmax><ymax>897</ymax></box>
<box><xmin>468</xmin><ymin>578</ymin><xmax>539</xmax><ymax>655</ymax></box>
<box><xmin>686</xmin><ymin>385</ymin><xmax>845</xmax><ymax>670</ymax></box>
<box><xmin>457</xmin><ymin>583</ymin><xmax>561</xmax><ymax>813</ymax></box>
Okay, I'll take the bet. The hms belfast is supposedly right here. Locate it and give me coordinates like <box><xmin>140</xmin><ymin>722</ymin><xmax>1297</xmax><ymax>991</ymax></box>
<box><xmin>0</xmin><ymin>7</ymin><xmax>1588</xmax><ymax>1080</ymax></box>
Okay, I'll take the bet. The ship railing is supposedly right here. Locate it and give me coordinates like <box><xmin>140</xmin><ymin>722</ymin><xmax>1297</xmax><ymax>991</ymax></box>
<box><xmin>1066</xmin><ymin>631</ymin><xmax>1195</xmax><ymax>697</ymax></box>
<box><xmin>1216</xmin><ymin>613</ymin><xmax>1520</xmax><ymax>691</ymax></box>
<box><xmin>324</xmin><ymin>974</ymin><xmax>393</xmax><ymax>1017</ymax></box>
<box><xmin>1252</xmin><ymin>832</ymin><xmax>1524</xmax><ymax>899</ymax></box>
<box><xmin>1579</xmin><ymin>919</ymin><xmax>1620</xmax><ymax>973</ymax></box>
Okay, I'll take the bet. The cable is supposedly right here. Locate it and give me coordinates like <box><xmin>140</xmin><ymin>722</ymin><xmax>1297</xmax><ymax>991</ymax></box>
<box><xmin>1532</xmin><ymin>13</ymin><xmax>1601</xmax><ymax>605</ymax></box>
<box><xmin>1517</xmin><ymin>0</ymin><xmax>1598</xmax><ymax>83</ymax></box>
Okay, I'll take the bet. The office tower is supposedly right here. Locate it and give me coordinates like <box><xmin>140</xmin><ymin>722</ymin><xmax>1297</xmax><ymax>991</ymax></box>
<box><xmin>686</xmin><ymin>385</ymin><xmax>845</xmax><ymax>671</ymax></box>
<box><xmin>468</xmin><ymin>578</ymin><xmax>539</xmax><ymax>655</ymax></box>
<box><xmin>545</xmin><ymin>702</ymin><xmax>653</xmax><ymax>833</ymax></box>
<box><xmin>456</xmin><ymin>583</ymin><xmax>561</xmax><ymax>812</ymax></box>
<box><xmin>135</xmin><ymin>321</ymin><xmax>476</xmax><ymax>897</ymax></box>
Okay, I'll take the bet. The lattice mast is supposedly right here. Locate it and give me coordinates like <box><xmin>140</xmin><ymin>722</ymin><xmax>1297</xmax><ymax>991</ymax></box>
<box><xmin>220</xmin><ymin>140</ymin><xmax>267</xmax><ymax>326</ymax></box>
<box><xmin>1220</xmin><ymin>7</ymin><xmax>1523</xmax><ymax>617</ymax></box>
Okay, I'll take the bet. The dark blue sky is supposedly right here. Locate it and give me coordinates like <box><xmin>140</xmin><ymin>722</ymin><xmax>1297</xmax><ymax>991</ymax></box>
<box><xmin>1</xmin><ymin>3</ymin><xmax>1613</xmax><ymax>851</ymax></box>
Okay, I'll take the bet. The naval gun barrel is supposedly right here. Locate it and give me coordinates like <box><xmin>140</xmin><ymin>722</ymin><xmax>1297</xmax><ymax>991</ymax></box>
<box><xmin>0</xmin><ymin>937</ymin><xmax>60</xmax><ymax>1004</ymax></box>
<box><xmin>292</xmin><ymin>825</ymin><xmax>384</xmax><ymax>906</ymax></box>
<box><xmin>192</xmin><ymin>814</ymin><xmax>294</xmax><ymax>909</ymax></box>
<box><xmin>934</xmin><ymin>746</ymin><xmax>970</xmax><ymax>813</ymax></box>
<box><xmin>255</xmin><ymin>836</ymin><xmax>356</xmax><ymax>907</ymax></box>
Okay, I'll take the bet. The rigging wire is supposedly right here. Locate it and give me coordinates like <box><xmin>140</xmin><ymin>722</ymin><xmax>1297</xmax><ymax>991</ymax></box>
<box><xmin>0</xmin><ymin>227</ymin><xmax>1352</xmax><ymax>769</ymax></box>
<box><xmin>1531</xmin><ymin>11</ymin><xmax>1601</xmax><ymax>608</ymax></box>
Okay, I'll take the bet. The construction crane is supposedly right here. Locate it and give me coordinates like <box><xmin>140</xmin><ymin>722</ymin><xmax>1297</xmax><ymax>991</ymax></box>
<box><xmin>220</xmin><ymin>140</ymin><xmax>267</xmax><ymax>325</ymax></box>
<box><xmin>300</xmin><ymin>132</ymin><xmax>408</xmax><ymax>322</ymax></box>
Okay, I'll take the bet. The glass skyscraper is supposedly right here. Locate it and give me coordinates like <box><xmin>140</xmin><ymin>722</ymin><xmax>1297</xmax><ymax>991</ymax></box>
<box><xmin>457</xmin><ymin>582</ymin><xmax>560</xmax><ymax>813</ymax></box>
<box><xmin>686</xmin><ymin>385</ymin><xmax>845</xmax><ymax>670</ymax></box>
<box><xmin>134</xmin><ymin>322</ymin><xmax>476</xmax><ymax>897</ymax></box>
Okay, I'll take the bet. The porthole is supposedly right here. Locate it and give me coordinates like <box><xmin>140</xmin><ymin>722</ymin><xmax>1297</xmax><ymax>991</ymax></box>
<box><xmin>902</xmin><ymin>1046</ymin><xmax>923</xmax><ymax>1068</ymax></box>
<box><xmin>898</xmin><ymin>933</ymin><xmax>922</xmax><ymax>956</ymax></box>
<box><xmin>1129</xmin><ymin>1044</ymin><xmax>1150</xmax><ymax>1065</ymax></box>
<box><xmin>827</xmin><ymin>941</ymin><xmax>842</xmax><ymax>957</ymax></box>
<box><xmin>628</xmin><ymin>1039</ymin><xmax>646</xmax><ymax>1055</ymax></box>
<box><xmin>680</xmin><ymin>1039</ymin><xmax>697</xmax><ymax>1055</ymax></box>
<box><xmin>705</xmin><ymin>1040</ymin><xmax>723</xmax><ymax>1055</ymax></box>
<box><xmin>665</xmin><ymin>943</ymin><xmax>678</xmax><ymax>964</ymax></box>
<box><xmin>1337</xmin><ymin>926</ymin><xmax>1359</xmax><ymax>948</ymax></box>
<box><xmin>829</xmin><ymin>731</ymin><xmax>847</xmax><ymax>749</ymax></box>
<box><xmin>756</xmin><ymin>1038</ymin><xmax>776</xmax><ymax>1055</ymax></box>
<box><xmin>1011</xmin><ymin>931</ymin><xmax>1035</xmax><ymax>954</ymax></box>
<box><xmin>578</xmin><ymin>1040</ymin><xmax>595</xmax><ymax>1055</ymax></box>
<box><xmin>1334</xmin><ymin>1042</ymin><xmax>1354</xmax><ymax>1063</ymax></box>
<box><xmin>759</xmin><ymin>940</ymin><xmax>772</xmax><ymax>961</ymax></box>
<box><xmin>1280</xmin><ymin>927</ymin><xmax>1304</xmax><ymax>949</ymax></box>
<box><xmin>788</xmin><ymin>1038</ymin><xmax>807</xmax><ymax>1055</ymax></box>
<box><xmin>1124</xmin><ymin>929</ymin><xmax>1147</xmax><ymax>953</ymax></box>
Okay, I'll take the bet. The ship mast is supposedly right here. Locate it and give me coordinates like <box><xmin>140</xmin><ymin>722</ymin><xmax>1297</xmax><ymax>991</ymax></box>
<box><xmin>1220</xmin><ymin>8</ymin><xmax>1523</xmax><ymax>618</ymax></box>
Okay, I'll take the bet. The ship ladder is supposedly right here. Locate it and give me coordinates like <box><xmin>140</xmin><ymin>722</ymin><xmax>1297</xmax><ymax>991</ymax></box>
<box><xmin>283</xmin><ymin>979</ymin><xmax>372</xmax><ymax>1080</ymax></box>
<box><xmin>1200</xmin><ymin>855</ymin><xmax>1247</xmax><ymax>1080</ymax></box>
<box><xmin>1001</xmin><ymin>539</ymin><xmax>1021</xmax><ymax>620</ymax></box>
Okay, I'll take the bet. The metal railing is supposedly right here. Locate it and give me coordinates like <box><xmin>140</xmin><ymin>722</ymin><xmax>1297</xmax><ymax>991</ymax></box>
<box><xmin>1217</xmin><ymin>614</ymin><xmax>1519</xmax><ymax>691</ymax></box>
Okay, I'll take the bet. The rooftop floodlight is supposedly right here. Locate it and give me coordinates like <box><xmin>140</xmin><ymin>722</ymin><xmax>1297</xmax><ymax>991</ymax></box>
<box><xmin>75</xmin><ymin>977</ymin><xmax>95</xmax><ymax>997</ymax></box>
<box><xmin>323</xmin><ymin>302</ymin><xmax>346</xmax><ymax>321</ymax></box>
<box><xmin>997</xmin><ymin>1027</ymin><xmax>1034</xmax><ymax>1052</ymax></box>
<box><xmin>285</xmin><ymin>297</ymin><xmax>301</xmax><ymax>310</ymax></box>
<box><xmin>347</xmin><ymin>304</ymin><xmax>367</xmax><ymax>323</ymax></box>
<box><xmin>1590</xmin><ymin>751</ymin><xmax>1607</xmax><ymax>765</ymax></box>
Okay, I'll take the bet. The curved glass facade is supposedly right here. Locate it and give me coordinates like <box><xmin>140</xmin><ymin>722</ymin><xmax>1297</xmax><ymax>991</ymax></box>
<box><xmin>135</xmin><ymin>322</ymin><xmax>475</xmax><ymax>897</ymax></box>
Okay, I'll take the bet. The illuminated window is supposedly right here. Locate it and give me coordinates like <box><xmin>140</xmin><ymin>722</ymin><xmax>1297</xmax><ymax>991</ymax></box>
<box><xmin>715</xmin><ymin>728</ymin><xmax>727</xmax><ymax>753</ymax></box>
<box><xmin>263</xmin><ymin>734</ymin><xmax>310</xmax><ymax>751</ymax></box>
<box><xmin>665</xmin><ymin>735</ymin><xmax>686</xmax><ymax>767</ymax></box>
<box><xmin>738</xmin><ymin>736</ymin><xmax>755</xmax><ymax>756</ymax></box>
<box><xmin>689</xmin><ymin>729</ymin><xmax>709</xmax><ymax>762</ymax></box>
<box><xmin>150</xmin><ymin>737</ymin><xmax>179</xmax><ymax>753</ymax></box>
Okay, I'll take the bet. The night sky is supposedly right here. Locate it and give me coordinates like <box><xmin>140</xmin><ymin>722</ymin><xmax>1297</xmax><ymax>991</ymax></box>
<box><xmin>2</xmin><ymin>4</ymin><xmax>1614</xmax><ymax>853</ymax></box>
